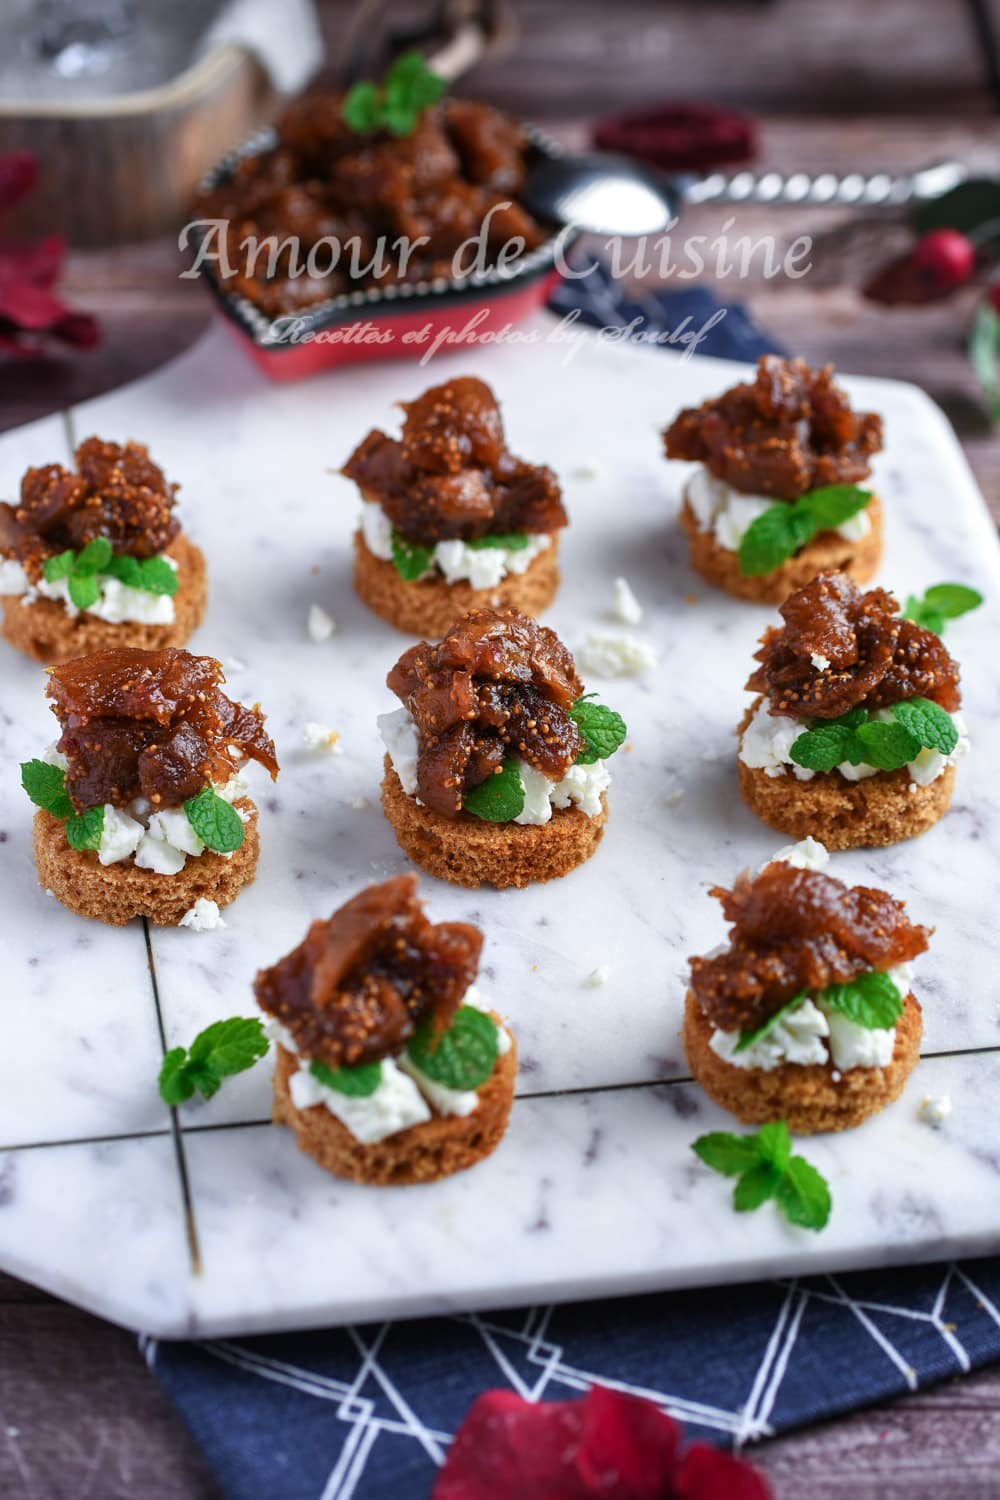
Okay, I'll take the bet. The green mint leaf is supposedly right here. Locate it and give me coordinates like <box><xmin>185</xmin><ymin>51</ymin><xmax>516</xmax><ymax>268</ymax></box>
<box><xmin>892</xmin><ymin>698</ymin><xmax>958</xmax><ymax>755</ymax></box>
<box><xmin>923</xmin><ymin>583</ymin><xmax>983</xmax><ymax>619</ymax></box>
<box><xmin>733</xmin><ymin>1161</ymin><xmax>783</xmax><ymax>1213</ymax></box>
<box><xmin>67</xmin><ymin>571</ymin><xmax>100</xmax><ymax>611</ymax></box>
<box><xmin>407</xmin><ymin>1005</ymin><xmax>498</xmax><ymax>1090</ymax></box>
<box><xmin>42</xmin><ymin>549</ymin><xmax>74</xmax><ymax>583</ymax></box>
<box><xmin>74</xmin><ymin>537</ymin><xmax>113</xmax><ymax>574</ymax></box>
<box><xmin>902</xmin><ymin>594</ymin><xmax>946</xmax><ymax>634</ymax></box>
<box><xmin>800</xmin><ymin>484</ymin><xmax>871</xmax><ymax>530</ymax></box>
<box><xmin>852</xmin><ymin>719</ymin><xmax>922</xmax><ymax>771</ymax></box>
<box><xmin>184</xmin><ymin>787</ymin><xmax>245</xmax><ymax>853</ymax></box>
<box><xmin>391</xmin><ymin>530</ymin><xmax>434</xmax><ymax>582</ymax></box>
<box><xmin>463</xmin><ymin>758</ymin><xmax>525</xmax><ymax>822</ymax></box>
<box><xmin>903</xmin><ymin>583</ymin><xmax>982</xmax><ymax>633</ymax></box>
<box><xmin>790</xmin><ymin>722</ymin><xmax>856</xmax><ymax>773</ymax></box>
<box><xmin>158</xmin><ymin>1048</ymin><xmax>197</xmax><ymax>1105</ymax></box>
<box><xmin>465</xmin><ymin>532</ymin><xmax>531</xmax><ymax>551</ymax></box>
<box><xmin>775</xmin><ymin>1154</ymin><xmax>832</xmax><ymax>1230</ymax></box>
<box><xmin>821</xmin><ymin>970</ymin><xmax>903</xmax><ymax>1029</ymax></box>
<box><xmin>20</xmin><ymin>759</ymin><xmax>73</xmax><ymax>819</ymax></box>
<box><xmin>65</xmin><ymin>804</ymin><xmax>104</xmax><ymax>852</ymax></box>
<box><xmin>735</xmin><ymin>991</ymin><xmax>807</xmax><ymax>1053</ymax></box>
<box><xmin>158</xmin><ymin>1017</ymin><xmax>268</xmax><ymax>1106</ymax></box>
<box><xmin>737</xmin><ymin>504</ymin><xmax>803</xmax><ymax>577</ymax></box>
<box><xmin>738</xmin><ymin>485</ymin><xmax>871</xmax><ymax>577</ymax></box>
<box><xmin>382</xmin><ymin>101</ymin><xmax>420</xmax><ymax>138</ymax></box>
<box><xmin>384</xmin><ymin>51</ymin><xmax>446</xmax><ymax>132</ymax></box>
<box><xmin>754</xmin><ymin>1120</ymin><xmax>792</xmax><ymax>1174</ymax></box>
<box><xmin>569</xmin><ymin>697</ymin><xmax>627</xmax><ymax>765</ymax></box>
<box><xmin>310</xmin><ymin>1057</ymin><xmax>384</xmax><ymax>1096</ymax></box>
<box><xmin>691</xmin><ymin>1132</ymin><xmax>761</xmax><ymax>1177</ymax></box>
<box><xmin>137</xmin><ymin>556</ymin><xmax>179</xmax><ymax>597</ymax></box>
<box><xmin>342</xmin><ymin>52</ymin><xmax>445</xmax><ymax>138</ymax></box>
<box><xmin>103</xmin><ymin>553</ymin><xmax>143</xmax><ymax>588</ymax></box>
<box><xmin>342</xmin><ymin>81</ymin><xmax>383</xmax><ymax>134</ymax></box>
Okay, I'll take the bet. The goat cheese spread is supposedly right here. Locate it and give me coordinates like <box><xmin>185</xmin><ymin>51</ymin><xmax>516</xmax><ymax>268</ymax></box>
<box><xmin>0</xmin><ymin>555</ymin><xmax>177</xmax><ymax>624</ymax></box>
<box><xmin>684</xmin><ymin>467</ymin><xmax>871</xmax><ymax>550</ymax></box>
<box><xmin>378</xmin><ymin>708</ymin><xmax>609</xmax><ymax>824</ymax></box>
<box><xmin>266</xmin><ymin>985</ymin><xmax>511</xmax><ymax>1143</ymax></box>
<box><xmin>739</xmin><ymin>699</ymin><xmax>969</xmax><ymax>787</ymax></box>
<box><xmin>361</xmin><ymin>500</ymin><xmax>550</xmax><ymax>590</ymax></box>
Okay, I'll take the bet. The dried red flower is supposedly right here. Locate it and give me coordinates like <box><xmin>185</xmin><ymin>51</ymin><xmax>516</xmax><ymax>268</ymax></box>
<box><xmin>0</xmin><ymin>151</ymin><xmax>99</xmax><ymax>357</ymax></box>
<box><xmin>593</xmin><ymin>103</ymin><xmax>757</xmax><ymax>174</ymax></box>
<box><xmin>432</xmin><ymin>1385</ymin><xmax>773</xmax><ymax>1500</ymax></box>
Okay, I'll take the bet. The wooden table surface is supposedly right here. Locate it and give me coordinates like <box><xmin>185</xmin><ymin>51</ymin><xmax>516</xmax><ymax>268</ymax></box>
<box><xmin>4</xmin><ymin>3</ymin><xmax>1000</xmax><ymax>1493</ymax></box>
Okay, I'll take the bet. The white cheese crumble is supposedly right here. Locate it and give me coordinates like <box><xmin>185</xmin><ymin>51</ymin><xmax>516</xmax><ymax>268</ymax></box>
<box><xmin>378</xmin><ymin>710</ymin><xmax>610</xmax><ymax>821</ymax></box>
<box><xmin>0</xmin><ymin>555</ymin><xmax>177</xmax><ymax>624</ymax></box>
<box><xmin>612</xmin><ymin>577</ymin><xmax>643</xmax><ymax>626</ymax></box>
<box><xmin>577</xmin><ymin>630</ymin><xmax>657</xmax><ymax>678</ymax></box>
<box><xmin>584</xmin><ymin>965</ymin><xmax>612</xmax><ymax>988</ymax></box>
<box><xmin>710</xmin><ymin>962</ymin><xmax>912</xmax><ymax>1073</ymax></box>
<box><xmin>179</xmin><ymin>899</ymin><xmax>225</xmax><ymax>932</ymax></box>
<box><xmin>361</xmin><ymin>500</ymin><xmax>550</xmax><ymax>590</ymax></box>
<box><xmin>739</xmin><ymin>698</ymin><xmax>969</xmax><ymax>787</ymax></box>
<box><xmin>811</xmin><ymin>653</ymin><xmax>832</xmax><ymax>671</ymax></box>
<box><xmin>684</xmin><ymin>467</ymin><xmax>872</xmax><ymax>552</ymax></box>
<box><xmin>710</xmin><ymin>999</ymin><xmax>830</xmax><ymax>1072</ymax></box>
<box><xmin>918</xmin><ymin>1094</ymin><xmax>952</xmax><ymax>1128</ymax></box>
<box><xmin>303</xmin><ymin>723</ymin><xmax>343</xmax><ymax>755</ymax></box>
<box><xmin>96</xmin><ymin>805</ymin><xmax>145</xmax><ymax>867</ymax></box>
<box><xmin>378</xmin><ymin>708</ymin><xmax>420</xmax><ymax>796</ymax></box>
<box><xmin>307</xmin><ymin>603</ymin><xmax>336</xmax><ymax>642</ymax></box>
<box><xmin>291</xmin><ymin>1056</ymin><xmax>431</xmax><ymax>1144</ymax></box>
<box><xmin>767</xmin><ymin>837</ymin><xmax>830</xmax><ymax>872</ymax></box>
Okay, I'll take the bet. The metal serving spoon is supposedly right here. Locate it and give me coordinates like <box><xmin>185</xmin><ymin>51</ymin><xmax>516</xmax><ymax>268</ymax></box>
<box><xmin>520</xmin><ymin>152</ymin><xmax>971</xmax><ymax>237</ymax></box>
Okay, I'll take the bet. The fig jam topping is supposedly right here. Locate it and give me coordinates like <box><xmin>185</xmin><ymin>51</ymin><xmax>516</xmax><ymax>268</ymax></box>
<box><xmin>342</xmin><ymin>376</ymin><xmax>567</xmax><ymax>544</ymax></box>
<box><xmin>0</xmin><ymin>437</ymin><xmax>179</xmax><ymax>581</ymax></box>
<box><xmin>254</xmin><ymin>874</ymin><xmax>482</xmax><ymax>1068</ymax></box>
<box><xmin>748</xmin><ymin>571</ymin><xmax>961</xmax><ymax>718</ymax></box>
<box><xmin>387</xmin><ymin>608</ymin><xmax>583</xmax><ymax>816</ymax></box>
<box><xmin>195</xmin><ymin>97</ymin><xmax>545</xmax><ymax>317</ymax></box>
<box><xmin>663</xmin><ymin>355</ymin><xmax>883</xmax><ymax>499</ymax></box>
<box><xmin>46</xmin><ymin>647</ymin><xmax>278</xmax><ymax>814</ymax></box>
<box><xmin>689</xmin><ymin>862</ymin><xmax>931</xmax><ymax>1032</ymax></box>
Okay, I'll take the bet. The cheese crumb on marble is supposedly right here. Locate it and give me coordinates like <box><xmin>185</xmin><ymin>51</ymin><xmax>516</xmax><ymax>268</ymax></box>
<box><xmin>767</xmin><ymin>837</ymin><xmax>829</xmax><ymax>872</ymax></box>
<box><xmin>918</xmin><ymin>1094</ymin><xmax>952</xmax><ymax>1128</ymax></box>
<box><xmin>307</xmin><ymin>604</ymin><xmax>336</xmax><ymax>642</ymax></box>
<box><xmin>584</xmin><ymin>965</ymin><xmax>612</xmax><ymax>988</ymax></box>
<box><xmin>303</xmin><ymin>722</ymin><xmax>343</xmax><ymax>755</ymax></box>
<box><xmin>179</xmin><ymin>899</ymin><xmax>226</xmax><ymax>932</ymax></box>
<box><xmin>612</xmin><ymin>577</ymin><xmax>643</xmax><ymax>626</ymax></box>
<box><xmin>577</xmin><ymin>630</ymin><xmax>657</xmax><ymax>678</ymax></box>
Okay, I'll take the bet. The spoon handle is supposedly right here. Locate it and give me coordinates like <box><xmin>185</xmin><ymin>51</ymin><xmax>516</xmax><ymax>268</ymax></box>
<box><xmin>679</xmin><ymin>160</ymin><xmax>969</xmax><ymax>209</ymax></box>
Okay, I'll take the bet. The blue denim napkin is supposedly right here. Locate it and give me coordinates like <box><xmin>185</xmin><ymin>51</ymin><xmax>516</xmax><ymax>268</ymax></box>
<box><xmin>147</xmin><ymin>266</ymin><xmax>994</xmax><ymax>1500</ymax></box>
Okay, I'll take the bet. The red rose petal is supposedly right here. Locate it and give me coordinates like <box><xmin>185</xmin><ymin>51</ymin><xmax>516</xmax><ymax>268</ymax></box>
<box><xmin>593</xmin><ymin>103</ymin><xmax>757</xmax><ymax>174</ymax></box>
<box><xmin>0</xmin><ymin>151</ymin><xmax>39</xmax><ymax>214</ymax></box>
<box><xmin>0</xmin><ymin>232</ymin><xmax>66</xmax><ymax>288</ymax></box>
<box><xmin>675</xmin><ymin>1441</ymin><xmax>774</xmax><ymax>1500</ymax></box>
<box><xmin>575</xmin><ymin>1386</ymin><xmax>681</xmax><ymax>1496</ymax></box>
<box><xmin>434</xmin><ymin>1389</ymin><xmax>590</xmax><ymax>1499</ymax></box>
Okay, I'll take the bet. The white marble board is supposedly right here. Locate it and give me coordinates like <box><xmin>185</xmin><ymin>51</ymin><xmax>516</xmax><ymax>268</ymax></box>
<box><xmin>1</xmin><ymin>317</ymin><xmax>999</xmax><ymax>1338</ymax></box>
